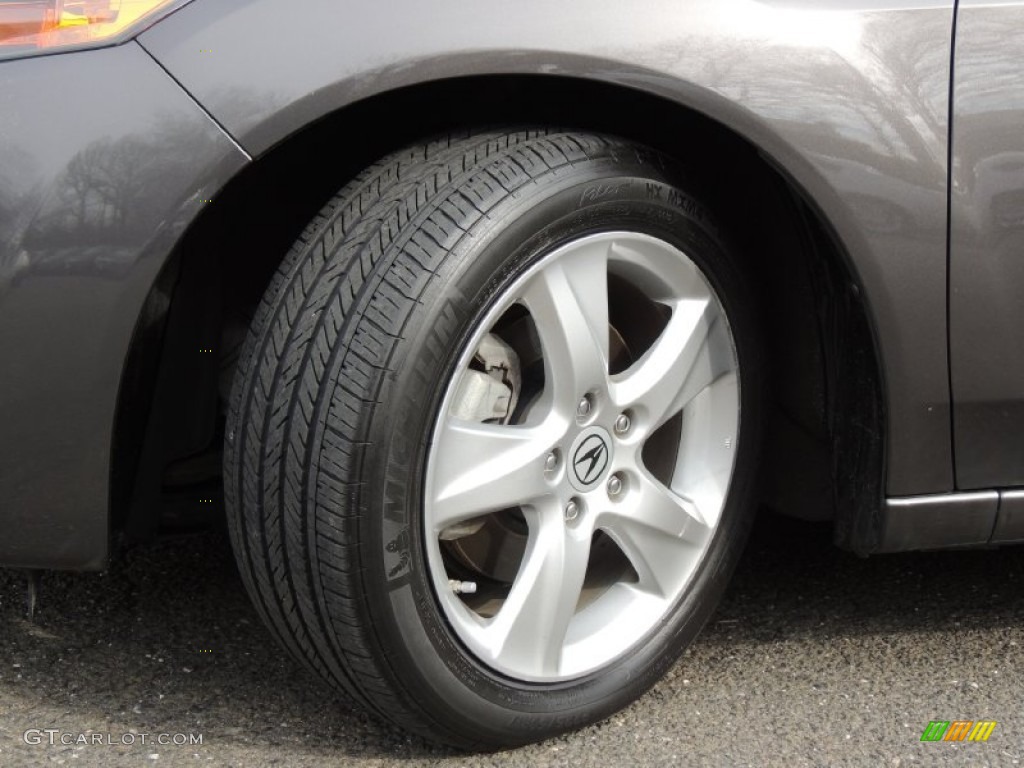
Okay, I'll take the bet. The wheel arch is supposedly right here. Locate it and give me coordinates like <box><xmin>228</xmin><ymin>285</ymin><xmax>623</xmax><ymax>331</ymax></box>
<box><xmin>111</xmin><ymin>73</ymin><xmax>885</xmax><ymax>553</ymax></box>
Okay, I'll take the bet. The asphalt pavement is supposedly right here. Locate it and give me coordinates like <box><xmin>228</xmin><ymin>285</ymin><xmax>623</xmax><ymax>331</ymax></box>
<box><xmin>1</xmin><ymin>512</ymin><xmax>1021</xmax><ymax>767</ymax></box>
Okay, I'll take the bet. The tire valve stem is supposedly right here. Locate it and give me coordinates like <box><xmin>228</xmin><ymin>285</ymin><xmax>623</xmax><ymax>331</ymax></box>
<box><xmin>449</xmin><ymin>579</ymin><xmax>478</xmax><ymax>595</ymax></box>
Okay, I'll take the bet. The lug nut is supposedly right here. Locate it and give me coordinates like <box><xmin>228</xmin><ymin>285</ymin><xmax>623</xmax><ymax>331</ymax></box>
<box><xmin>545</xmin><ymin>451</ymin><xmax>559</xmax><ymax>472</ymax></box>
<box><xmin>614</xmin><ymin>413</ymin><xmax>631</xmax><ymax>435</ymax></box>
<box><xmin>576</xmin><ymin>396</ymin><xmax>592</xmax><ymax>418</ymax></box>
<box><xmin>607</xmin><ymin>474</ymin><xmax>623</xmax><ymax>497</ymax></box>
<box><xmin>564</xmin><ymin>499</ymin><xmax>580</xmax><ymax>522</ymax></box>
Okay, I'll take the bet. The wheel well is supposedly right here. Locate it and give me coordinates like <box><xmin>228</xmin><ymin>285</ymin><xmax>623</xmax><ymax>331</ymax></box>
<box><xmin>110</xmin><ymin>75</ymin><xmax>884</xmax><ymax>552</ymax></box>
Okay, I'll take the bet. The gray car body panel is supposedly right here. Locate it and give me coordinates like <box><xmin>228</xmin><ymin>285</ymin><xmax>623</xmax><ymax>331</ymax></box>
<box><xmin>9</xmin><ymin>0</ymin><xmax>1024</xmax><ymax>568</ymax></box>
<box><xmin>949</xmin><ymin>2</ymin><xmax>1024</xmax><ymax>489</ymax></box>
<box><xmin>140</xmin><ymin>0</ymin><xmax>957</xmax><ymax>496</ymax></box>
<box><xmin>0</xmin><ymin>42</ymin><xmax>248</xmax><ymax>569</ymax></box>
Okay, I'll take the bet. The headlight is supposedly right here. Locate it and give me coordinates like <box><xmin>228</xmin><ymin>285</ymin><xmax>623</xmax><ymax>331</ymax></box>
<box><xmin>0</xmin><ymin>1</ymin><xmax>189</xmax><ymax>61</ymax></box>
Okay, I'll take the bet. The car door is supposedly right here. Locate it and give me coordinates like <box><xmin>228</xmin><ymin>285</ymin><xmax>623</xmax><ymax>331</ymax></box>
<box><xmin>950</xmin><ymin>1</ymin><xmax>1024</xmax><ymax>495</ymax></box>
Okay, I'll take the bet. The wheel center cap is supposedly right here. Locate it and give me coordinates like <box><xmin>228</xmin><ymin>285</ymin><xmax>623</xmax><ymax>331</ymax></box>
<box><xmin>568</xmin><ymin>426</ymin><xmax>613</xmax><ymax>492</ymax></box>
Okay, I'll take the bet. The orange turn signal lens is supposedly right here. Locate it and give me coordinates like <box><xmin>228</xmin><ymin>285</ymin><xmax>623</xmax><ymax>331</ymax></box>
<box><xmin>0</xmin><ymin>0</ymin><xmax>180</xmax><ymax>57</ymax></box>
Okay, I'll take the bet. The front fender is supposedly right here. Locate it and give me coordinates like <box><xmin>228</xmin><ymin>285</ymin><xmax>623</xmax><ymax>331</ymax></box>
<box><xmin>141</xmin><ymin>0</ymin><xmax>956</xmax><ymax>495</ymax></box>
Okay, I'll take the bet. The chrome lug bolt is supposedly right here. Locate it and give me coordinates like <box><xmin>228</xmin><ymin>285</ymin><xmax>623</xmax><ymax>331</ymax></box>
<box><xmin>607</xmin><ymin>474</ymin><xmax>623</xmax><ymax>497</ymax></box>
<box><xmin>576</xmin><ymin>396</ymin><xmax>592</xmax><ymax>418</ymax></box>
<box><xmin>545</xmin><ymin>452</ymin><xmax>559</xmax><ymax>472</ymax></box>
<box><xmin>564</xmin><ymin>499</ymin><xmax>580</xmax><ymax>522</ymax></box>
<box><xmin>614</xmin><ymin>413</ymin><xmax>631</xmax><ymax>435</ymax></box>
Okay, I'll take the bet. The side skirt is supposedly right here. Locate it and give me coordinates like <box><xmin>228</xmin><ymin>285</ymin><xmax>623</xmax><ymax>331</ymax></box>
<box><xmin>878</xmin><ymin>489</ymin><xmax>1024</xmax><ymax>552</ymax></box>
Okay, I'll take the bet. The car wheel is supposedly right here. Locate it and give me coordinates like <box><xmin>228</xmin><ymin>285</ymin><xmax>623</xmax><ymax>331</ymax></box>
<box><xmin>224</xmin><ymin>129</ymin><xmax>762</xmax><ymax>748</ymax></box>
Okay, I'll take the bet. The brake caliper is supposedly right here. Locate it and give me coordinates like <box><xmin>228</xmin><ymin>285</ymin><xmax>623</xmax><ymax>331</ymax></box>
<box><xmin>449</xmin><ymin>333</ymin><xmax>521</xmax><ymax>424</ymax></box>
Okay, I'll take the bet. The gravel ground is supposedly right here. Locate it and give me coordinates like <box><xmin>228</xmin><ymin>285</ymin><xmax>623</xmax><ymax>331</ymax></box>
<box><xmin>0</xmin><ymin>513</ymin><xmax>1021</xmax><ymax>767</ymax></box>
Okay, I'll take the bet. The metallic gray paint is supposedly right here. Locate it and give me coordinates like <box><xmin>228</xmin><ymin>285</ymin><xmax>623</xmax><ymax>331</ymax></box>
<box><xmin>3</xmin><ymin>0</ymin><xmax>1023</xmax><ymax>568</ymax></box>
<box><xmin>992</xmin><ymin>490</ymin><xmax>1024</xmax><ymax>544</ymax></box>
<box><xmin>879</xmin><ymin>492</ymin><xmax>997</xmax><ymax>552</ymax></box>
<box><xmin>949</xmin><ymin>3</ymin><xmax>1024</xmax><ymax>489</ymax></box>
<box><xmin>0</xmin><ymin>42</ymin><xmax>248</xmax><ymax>569</ymax></box>
<box><xmin>140</xmin><ymin>0</ymin><xmax>957</xmax><ymax>495</ymax></box>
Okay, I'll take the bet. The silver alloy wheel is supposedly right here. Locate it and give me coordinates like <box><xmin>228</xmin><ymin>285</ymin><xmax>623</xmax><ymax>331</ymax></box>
<box><xmin>424</xmin><ymin>231</ymin><xmax>740</xmax><ymax>682</ymax></box>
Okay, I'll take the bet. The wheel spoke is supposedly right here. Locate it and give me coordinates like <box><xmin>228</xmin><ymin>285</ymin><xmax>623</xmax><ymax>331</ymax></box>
<box><xmin>610</xmin><ymin>298</ymin><xmax>720</xmax><ymax>429</ymax></box>
<box><xmin>670</xmin><ymin>370</ymin><xmax>739</xmax><ymax>529</ymax></box>
<box><xmin>598</xmin><ymin>471</ymin><xmax>710</xmax><ymax>597</ymax></box>
<box><xmin>674</xmin><ymin>309</ymin><xmax>737</xmax><ymax>417</ymax></box>
<box><xmin>483</xmin><ymin>512</ymin><xmax>592</xmax><ymax>676</ymax></box>
<box><xmin>429</xmin><ymin>419</ymin><xmax>559</xmax><ymax>530</ymax></box>
<box><xmin>520</xmin><ymin>243</ymin><xmax>610</xmax><ymax>404</ymax></box>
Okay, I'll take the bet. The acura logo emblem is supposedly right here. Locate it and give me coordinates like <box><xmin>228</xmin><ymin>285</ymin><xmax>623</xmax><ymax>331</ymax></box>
<box><xmin>573</xmin><ymin>434</ymin><xmax>610</xmax><ymax>486</ymax></box>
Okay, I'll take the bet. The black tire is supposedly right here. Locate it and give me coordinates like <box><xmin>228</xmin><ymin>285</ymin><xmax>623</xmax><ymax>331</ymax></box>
<box><xmin>224</xmin><ymin>129</ymin><xmax>762</xmax><ymax>749</ymax></box>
